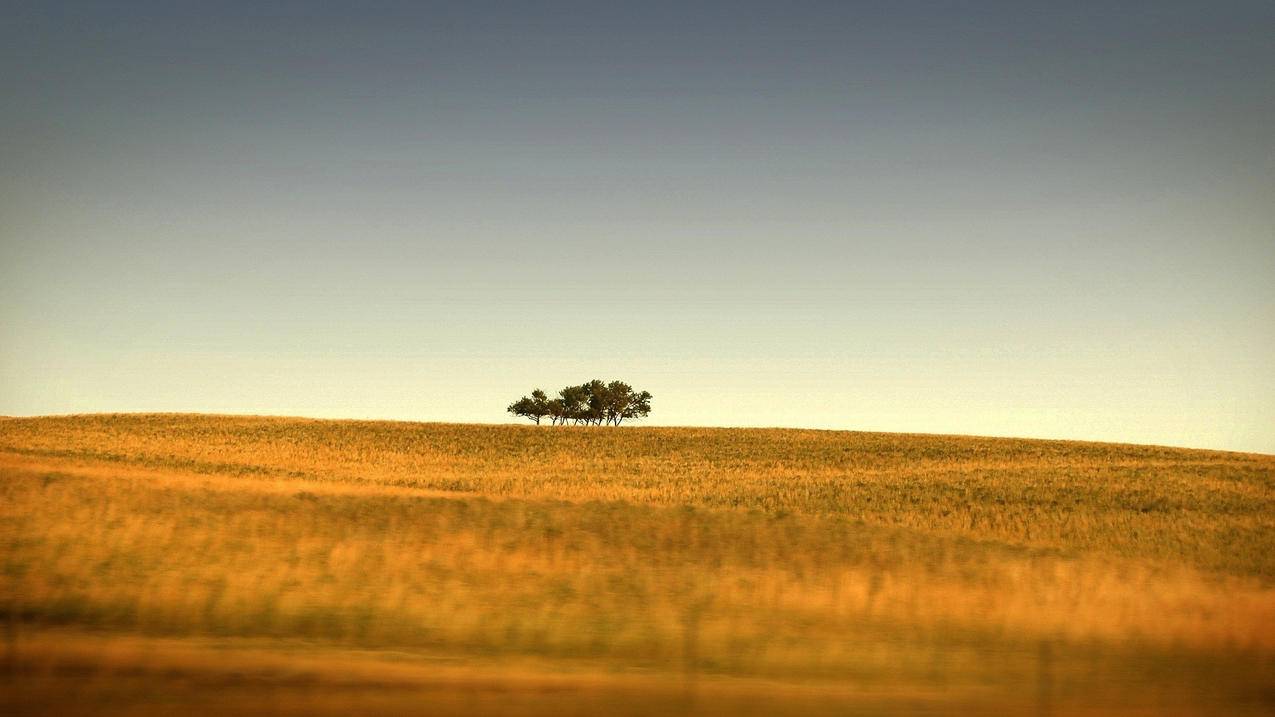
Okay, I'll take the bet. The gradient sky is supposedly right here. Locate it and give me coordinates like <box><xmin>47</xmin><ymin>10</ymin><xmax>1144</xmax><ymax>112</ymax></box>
<box><xmin>2</xmin><ymin>1</ymin><xmax>1273</xmax><ymax>452</ymax></box>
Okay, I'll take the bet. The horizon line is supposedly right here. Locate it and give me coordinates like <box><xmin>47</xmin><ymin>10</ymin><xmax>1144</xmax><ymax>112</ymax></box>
<box><xmin>6</xmin><ymin>411</ymin><xmax>1270</xmax><ymax>458</ymax></box>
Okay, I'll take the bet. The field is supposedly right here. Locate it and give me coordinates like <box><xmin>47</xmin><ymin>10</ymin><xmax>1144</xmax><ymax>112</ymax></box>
<box><xmin>1</xmin><ymin>414</ymin><xmax>1273</xmax><ymax>715</ymax></box>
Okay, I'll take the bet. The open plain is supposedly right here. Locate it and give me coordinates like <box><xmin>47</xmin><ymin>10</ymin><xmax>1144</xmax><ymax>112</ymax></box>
<box><xmin>1</xmin><ymin>414</ymin><xmax>1273</xmax><ymax>715</ymax></box>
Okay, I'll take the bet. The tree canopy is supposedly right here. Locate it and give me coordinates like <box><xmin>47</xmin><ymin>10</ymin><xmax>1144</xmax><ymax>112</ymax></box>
<box><xmin>507</xmin><ymin>381</ymin><xmax>652</xmax><ymax>426</ymax></box>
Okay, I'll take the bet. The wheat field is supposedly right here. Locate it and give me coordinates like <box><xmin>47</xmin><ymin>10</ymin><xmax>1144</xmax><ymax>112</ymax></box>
<box><xmin>1</xmin><ymin>414</ymin><xmax>1272</xmax><ymax>715</ymax></box>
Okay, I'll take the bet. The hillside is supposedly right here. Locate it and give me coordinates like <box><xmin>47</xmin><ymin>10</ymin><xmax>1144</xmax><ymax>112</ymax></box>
<box><xmin>2</xmin><ymin>414</ymin><xmax>1273</xmax><ymax>715</ymax></box>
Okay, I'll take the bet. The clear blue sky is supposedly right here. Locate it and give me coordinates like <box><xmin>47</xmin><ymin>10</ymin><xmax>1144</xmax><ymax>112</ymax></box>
<box><xmin>2</xmin><ymin>1</ymin><xmax>1273</xmax><ymax>452</ymax></box>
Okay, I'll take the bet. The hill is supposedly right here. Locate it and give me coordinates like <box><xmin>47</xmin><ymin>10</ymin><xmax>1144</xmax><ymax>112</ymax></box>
<box><xmin>2</xmin><ymin>414</ymin><xmax>1273</xmax><ymax>715</ymax></box>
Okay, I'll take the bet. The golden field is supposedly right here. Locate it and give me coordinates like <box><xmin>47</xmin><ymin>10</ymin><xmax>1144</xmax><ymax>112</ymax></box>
<box><xmin>1</xmin><ymin>414</ymin><xmax>1273</xmax><ymax>715</ymax></box>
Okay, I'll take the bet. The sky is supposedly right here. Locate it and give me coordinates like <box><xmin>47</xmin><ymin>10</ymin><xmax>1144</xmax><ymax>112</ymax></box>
<box><xmin>1</xmin><ymin>1</ymin><xmax>1273</xmax><ymax>452</ymax></box>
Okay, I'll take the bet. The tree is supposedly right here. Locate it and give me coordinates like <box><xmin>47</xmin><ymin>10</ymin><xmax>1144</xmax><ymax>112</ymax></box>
<box><xmin>603</xmin><ymin>380</ymin><xmax>633</xmax><ymax>425</ymax></box>
<box><xmin>621</xmin><ymin>390</ymin><xmax>652</xmax><ymax>425</ymax></box>
<box><xmin>546</xmin><ymin>398</ymin><xmax>567</xmax><ymax>425</ymax></box>
<box><xmin>530</xmin><ymin>389</ymin><xmax>550</xmax><ymax>420</ymax></box>
<box><xmin>584</xmin><ymin>379</ymin><xmax>609</xmax><ymax>425</ymax></box>
<box><xmin>558</xmin><ymin>384</ymin><xmax>589</xmax><ymax>425</ymax></box>
<box><xmin>506</xmin><ymin>397</ymin><xmax>536</xmax><ymax>424</ymax></box>
<box><xmin>507</xmin><ymin>388</ymin><xmax>551</xmax><ymax>425</ymax></box>
<box><xmin>508</xmin><ymin>380</ymin><xmax>653</xmax><ymax>426</ymax></box>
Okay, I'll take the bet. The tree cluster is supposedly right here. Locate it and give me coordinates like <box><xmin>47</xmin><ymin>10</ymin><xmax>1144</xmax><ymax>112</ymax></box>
<box><xmin>508</xmin><ymin>380</ymin><xmax>652</xmax><ymax>426</ymax></box>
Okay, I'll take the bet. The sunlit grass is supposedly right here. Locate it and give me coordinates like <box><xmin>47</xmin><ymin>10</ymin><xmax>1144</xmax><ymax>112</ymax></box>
<box><xmin>1</xmin><ymin>414</ymin><xmax>1273</xmax><ymax>715</ymax></box>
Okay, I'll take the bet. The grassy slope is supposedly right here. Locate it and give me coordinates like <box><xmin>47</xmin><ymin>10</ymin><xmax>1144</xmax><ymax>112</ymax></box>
<box><xmin>1</xmin><ymin>414</ymin><xmax>1273</xmax><ymax>715</ymax></box>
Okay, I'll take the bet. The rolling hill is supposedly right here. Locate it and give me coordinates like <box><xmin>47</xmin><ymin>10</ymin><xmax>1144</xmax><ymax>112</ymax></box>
<box><xmin>2</xmin><ymin>414</ymin><xmax>1272</xmax><ymax>715</ymax></box>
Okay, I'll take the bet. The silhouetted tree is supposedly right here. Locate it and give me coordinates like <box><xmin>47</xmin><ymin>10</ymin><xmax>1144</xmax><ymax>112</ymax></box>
<box><xmin>622</xmin><ymin>390</ymin><xmax>653</xmax><ymax>425</ymax></box>
<box><xmin>530</xmin><ymin>389</ymin><xmax>550</xmax><ymax>419</ymax></box>
<box><xmin>602</xmin><ymin>381</ymin><xmax>649</xmax><ymax>425</ymax></box>
<box><xmin>507</xmin><ymin>388</ymin><xmax>551</xmax><ymax>424</ymax></box>
<box><xmin>584</xmin><ymin>379</ymin><xmax>609</xmax><ymax>425</ymax></box>
<box><xmin>558</xmin><ymin>384</ymin><xmax>589</xmax><ymax>424</ymax></box>
<box><xmin>508</xmin><ymin>380</ymin><xmax>652</xmax><ymax>426</ymax></box>
<box><xmin>546</xmin><ymin>398</ymin><xmax>567</xmax><ymax>425</ymax></box>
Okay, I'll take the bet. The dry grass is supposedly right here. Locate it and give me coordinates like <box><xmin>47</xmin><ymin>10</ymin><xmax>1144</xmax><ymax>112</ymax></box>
<box><xmin>1</xmin><ymin>414</ymin><xmax>1273</xmax><ymax>715</ymax></box>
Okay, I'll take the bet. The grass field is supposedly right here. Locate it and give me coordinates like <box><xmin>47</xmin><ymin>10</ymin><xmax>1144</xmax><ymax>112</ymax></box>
<box><xmin>1</xmin><ymin>414</ymin><xmax>1273</xmax><ymax>715</ymax></box>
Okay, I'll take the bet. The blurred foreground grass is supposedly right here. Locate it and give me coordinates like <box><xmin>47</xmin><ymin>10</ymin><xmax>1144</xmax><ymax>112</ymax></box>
<box><xmin>1</xmin><ymin>414</ymin><xmax>1273</xmax><ymax>715</ymax></box>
